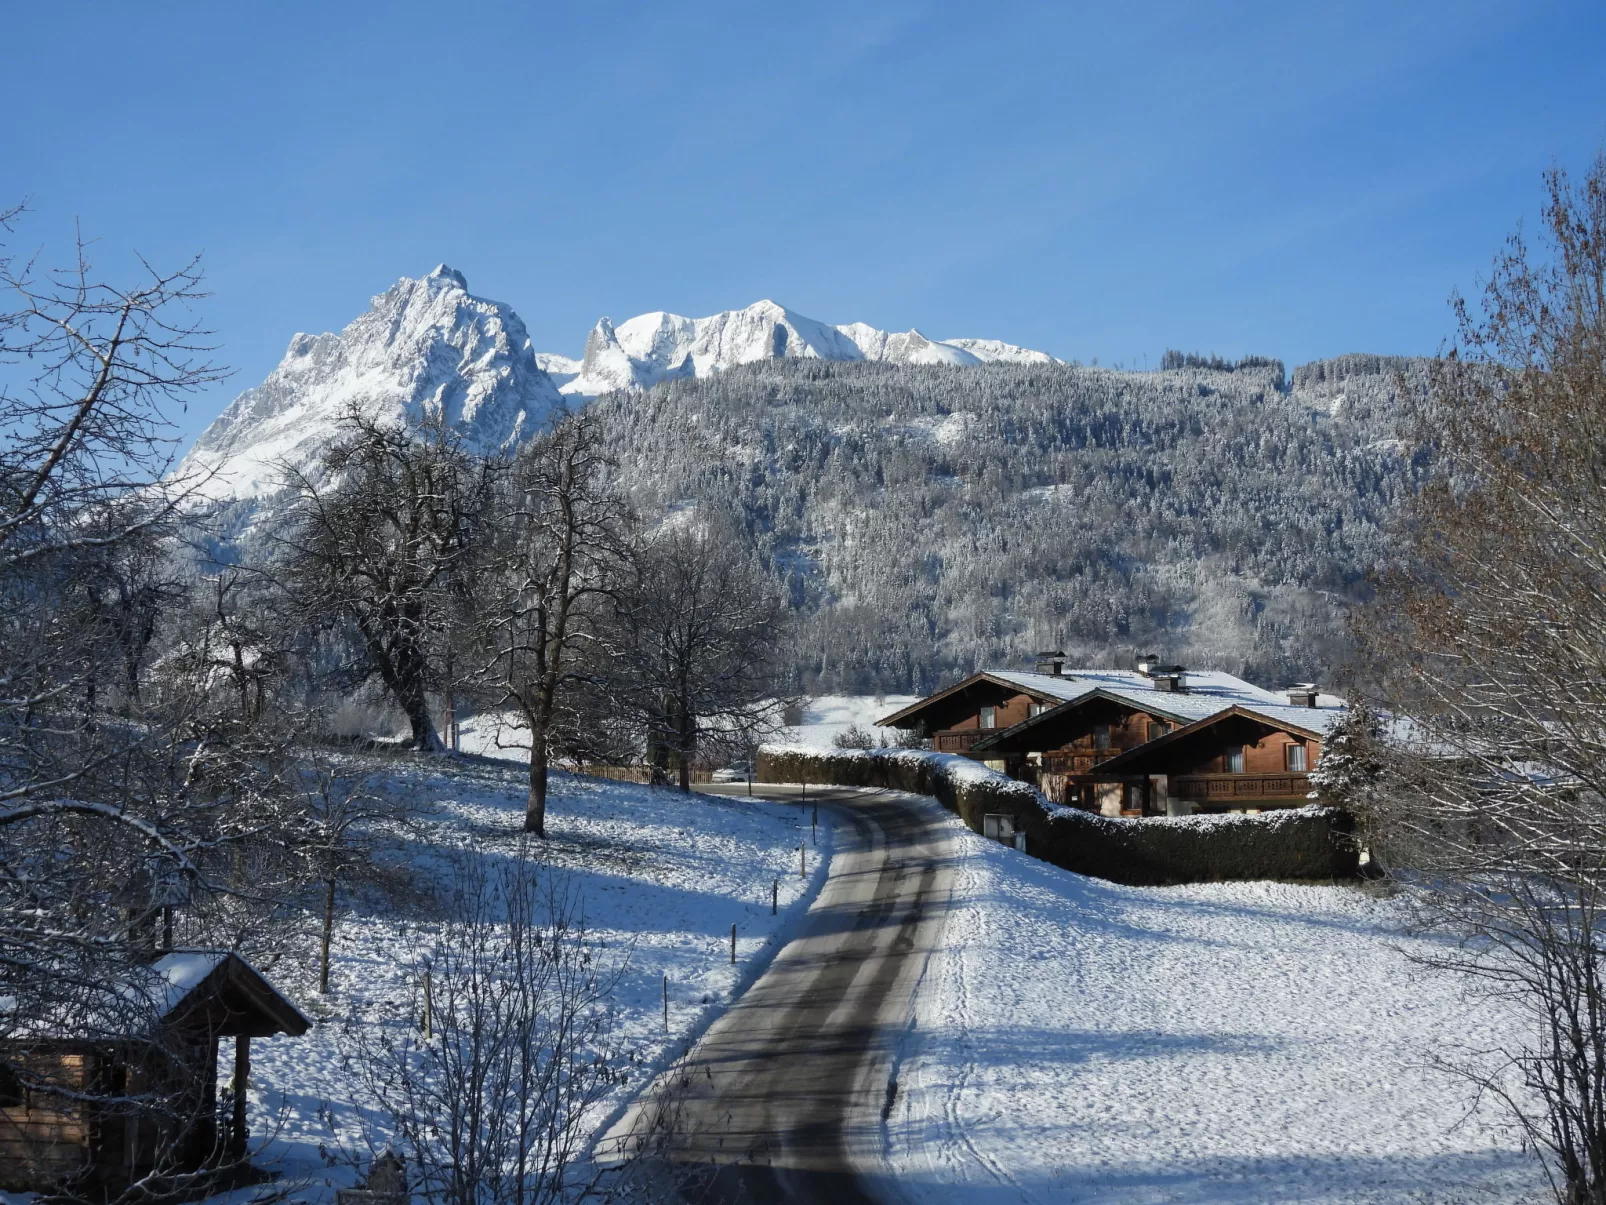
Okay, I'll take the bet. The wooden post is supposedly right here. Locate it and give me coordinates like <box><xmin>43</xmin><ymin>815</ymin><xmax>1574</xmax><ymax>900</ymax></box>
<box><xmin>422</xmin><ymin>969</ymin><xmax>433</xmax><ymax>1040</ymax></box>
<box><xmin>730</xmin><ymin>923</ymin><xmax>736</xmax><ymax>964</ymax></box>
<box><xmin>662</xmin><ymin>974</ymin><xmax>668</xmax><ymax>1033</ymax></box>
<box><xmin>812</xmin><ymin>805</ymin><xmax>817</xmax><ymax>845</ymax></box>
<box><xmin>230</xmin><ymin>1035</ymin><xmax>249</xmax><ymax>1159</ymax></box>
<box><xmin>772</xmin><ymin>878</ymin><xmax>778</xmax><ymax>915</ymax></box>
<box><xmin>799</xmin><ymin>843</ymin><xmax>806</xmax><ymax>878</ymax></box>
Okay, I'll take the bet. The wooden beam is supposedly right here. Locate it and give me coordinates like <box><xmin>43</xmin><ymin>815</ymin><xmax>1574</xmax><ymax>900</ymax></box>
<box><xmin>229</xmin><ymin>1035</ymin><xmax>249</xmax><ymax>1160</ymax></box>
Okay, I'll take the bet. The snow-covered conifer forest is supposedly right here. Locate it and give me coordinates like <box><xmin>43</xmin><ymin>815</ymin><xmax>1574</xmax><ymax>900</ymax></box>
<box><xmin>592</xmin><ymin>352</ymin><xmax>1422</xmax><ymax>693</ymax></box>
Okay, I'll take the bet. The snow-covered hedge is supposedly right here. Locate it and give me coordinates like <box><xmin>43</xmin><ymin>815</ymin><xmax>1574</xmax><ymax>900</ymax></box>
<box><xmin>757</xmin><ymin>746</ymin><xmax>1357</xmax><ymax>886</ymax></box>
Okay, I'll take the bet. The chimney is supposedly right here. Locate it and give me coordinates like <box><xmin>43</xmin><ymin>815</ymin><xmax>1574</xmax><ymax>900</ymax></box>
<box><xmin>1147</xmin><ymin>664</ymin><xmax>1187</xmax><ymax>692</ymax></box>
<box><xmin>1285</xmin><ymin>684</ymin><xmax>1320</xmax><ymax>708</ymax></box>
<box><xmin>1033</xmin><ymin>650</ymin><xmax>1067</xmax><ymax>676</ymax></box>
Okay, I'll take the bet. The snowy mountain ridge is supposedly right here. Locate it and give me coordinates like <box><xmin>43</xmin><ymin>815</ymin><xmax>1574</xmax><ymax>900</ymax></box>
<box><xmin>181</xmin><ymin>268</ymin><xmax>1061</xmax><ymax>501</ymax></box>
<box><xmin>539</xmin><ymin>298</ymin><xmax>1060</xmax><ymax>397</ymax></box>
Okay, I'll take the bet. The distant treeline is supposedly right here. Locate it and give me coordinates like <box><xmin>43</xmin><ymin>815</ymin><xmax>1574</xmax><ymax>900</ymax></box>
<box><xmin>1159</xmin><ymin>349</ymin><xmax>1286</xmax><ymax>379</ymax></box>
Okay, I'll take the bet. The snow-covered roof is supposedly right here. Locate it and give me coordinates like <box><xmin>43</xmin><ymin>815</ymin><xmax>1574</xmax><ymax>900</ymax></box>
<box><xmin>1231</xmin><ymin>702</ymin><xmax>1349</xmax><ymax>737</ymax></box>
<box><xmin>879</xmin><ymin>666</ymin><xmax>1342</xmax><ymax>734</ymax></box>
<box><xmin>146</xmin><ymin>949</ymin><xmax>231</xmax><ymax>1017</ymax></box>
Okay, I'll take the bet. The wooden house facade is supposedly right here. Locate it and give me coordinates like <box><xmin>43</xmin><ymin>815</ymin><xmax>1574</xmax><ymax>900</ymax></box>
<box><xmin>0</xmin><ymin>951</ymin><xmax>310</xmax><ymax>1196</ymax></box>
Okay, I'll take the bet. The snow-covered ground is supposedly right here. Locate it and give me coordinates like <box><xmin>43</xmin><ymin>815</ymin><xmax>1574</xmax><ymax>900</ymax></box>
<box><xmin>242</xmin><ymin>754</ymin><xmax>830</xmax><ymax>1201</ymax></box>
<box><xmin>886</xmin><ymin>793</ymin><xmax>1546</xmax><ymax>1204</ymax></box>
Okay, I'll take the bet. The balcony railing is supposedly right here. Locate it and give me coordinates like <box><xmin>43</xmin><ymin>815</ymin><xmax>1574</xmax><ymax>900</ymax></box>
<box><xmin>1170</xmin><ymin>773</ymin><xmax>1311</xmax><ymax>802</ymax></box>
<box><xmin>934</xmin><ymin>730</ymin><xmax>987</xmax><ymax>754</ymax></box>
<box><xmin>1041</xmin><ymin>750</ymin><xmax>1124</xmax><ymax>775</ymax></box>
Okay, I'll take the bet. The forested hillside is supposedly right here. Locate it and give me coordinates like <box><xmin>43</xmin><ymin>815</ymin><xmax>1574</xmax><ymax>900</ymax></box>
<box><xmin>593</xmin><ymin>354</ymin><xmax>1425</xmax><ymax>694</ymax></box>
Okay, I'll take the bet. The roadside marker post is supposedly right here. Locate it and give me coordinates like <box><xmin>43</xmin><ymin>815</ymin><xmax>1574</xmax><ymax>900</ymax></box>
<box><xmin>799</xmin><ymin>843</ymin><xmax>806</xmax><ymax>878</ymax></box>
<box><xmin>772</xmin><ymin>878</ymin><xmax>778</xmax><ymax>915</ymax></box>
<box><xmin>662</xmin><ymin>975</ymin><xmax>668</xmax><ymax>1033</ymax></box>
<box><xmin>730</xmin><ymin>923</ymin><xmax>736</xmax><ymax>964</ymax></box>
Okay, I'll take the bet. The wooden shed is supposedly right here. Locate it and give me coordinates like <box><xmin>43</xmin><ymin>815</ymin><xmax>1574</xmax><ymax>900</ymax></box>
<box><xmin>0</xmin><ymin>950</ymin><xmax>310</xmax><ymax>1195</ymax></box>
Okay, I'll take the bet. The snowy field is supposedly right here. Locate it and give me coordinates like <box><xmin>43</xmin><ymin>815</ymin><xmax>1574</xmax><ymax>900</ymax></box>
<box><xmin>885</xmin><ymin>792</ymin><xmax>1547</xmax><ymax>1204</ymax></box>
<box><xmin>458</xmin><ymin>695</ymin><xmax>922</xmax><ymax>759</ymax></box>
<box><xmin>782</xmin><ymin>694</ymin><xmax>921</xmax><ymax>750</ymax></box>
<box><xmin>241</xmin><ymin>753</ymin><xmax>830</xmax><ymax>1201</ymax></box>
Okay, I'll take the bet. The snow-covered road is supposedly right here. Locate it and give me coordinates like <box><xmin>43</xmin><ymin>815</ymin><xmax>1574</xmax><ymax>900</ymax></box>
<box><xmin>606</xmin><ymin>785</ymin><xmax>955</xmax><ymax>1203</ymax></box>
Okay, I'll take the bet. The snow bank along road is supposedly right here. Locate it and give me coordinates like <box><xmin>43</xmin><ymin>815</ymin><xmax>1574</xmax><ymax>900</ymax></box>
<box><xmin>608</xmin><ymin>784</ymin><xmax>954</xmax><ymax>1203</ymax></box>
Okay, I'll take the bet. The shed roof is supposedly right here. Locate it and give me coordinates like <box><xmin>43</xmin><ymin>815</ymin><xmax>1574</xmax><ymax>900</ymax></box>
<box><xmin>148</xmin><ymin>950</ymin><xmax>312</xmax><ymax>1038</ymax></box>
<box><xmin>3</xmin><ymin>950</ymin><xmax>311</xmax><ymax>1043</ymax></box>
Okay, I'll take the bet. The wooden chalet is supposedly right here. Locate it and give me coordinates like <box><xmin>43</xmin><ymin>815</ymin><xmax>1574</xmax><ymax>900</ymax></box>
<box><xmin>0</xmin><ymin>950</ymin><xmax>310</xmax><ymax>1195</ymax></box>
<box><xmin>881</xmin><ymin>656</ymin><xmax>1343</xmax><ymax>818</ymax></box>
<box><xmin>1092</xmin><ymin>704</ymin><xmax>1340</xmax><ymax>814</ymax></box>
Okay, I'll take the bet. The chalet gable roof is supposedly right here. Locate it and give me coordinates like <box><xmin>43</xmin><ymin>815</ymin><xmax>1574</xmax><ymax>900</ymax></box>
<box><xmin>876</xmin><ymin>670</ymin><xmax>1096</xmax><ymax>728</ymax></box>
<box><xmin>969</xmin><ymin>686</ymin><xmax>1224</xmax><ymax>753</ymax></box>
<box><xmin>1092</xmin><ymin>704</ymin><xmax>1343</xmax><ymax>775</ymax></box>
<box><xmin>884</xmin><ymin>664</ymin><xmax>1306</xmax><ymax>742</ymax></box>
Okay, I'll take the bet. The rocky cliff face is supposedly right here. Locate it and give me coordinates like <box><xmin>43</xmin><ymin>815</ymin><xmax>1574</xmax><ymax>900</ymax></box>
<box><xmin>181</xmin><ymin>265</ymin><xmax>563</xmax><ymax>501</ymax></box>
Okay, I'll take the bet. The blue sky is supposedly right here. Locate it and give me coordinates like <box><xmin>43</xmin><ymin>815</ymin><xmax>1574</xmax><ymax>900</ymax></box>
<box><xmin>3</xmin><ymin>1</ymin><xmax>1603</xmax><ymax>443</ymax></box>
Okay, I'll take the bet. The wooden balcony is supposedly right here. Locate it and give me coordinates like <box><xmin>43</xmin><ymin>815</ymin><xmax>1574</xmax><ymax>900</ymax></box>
<box><xmin>934</xmin><ymin>729</ymin><xmax>986</xmax><ymax>754</ymax></box>
<box><xmin>1170</xmin><ymin>773</ymin><xmax>1311</xmax><ymax>802</ymax></box>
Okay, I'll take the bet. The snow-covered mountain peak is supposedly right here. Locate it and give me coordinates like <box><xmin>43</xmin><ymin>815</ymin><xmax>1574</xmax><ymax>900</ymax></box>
<box><xmin>548</xmin><ymin>300</ymin><xmax>1059</xmax><ymax>397</ymax></box>
<box><xmin>181</xmin><ymin>268</ymin><xmax>562</xmax><ymax>501</ymax></box>
<box><xmin>428</xmin><ymin>263</ymin><xmax>469</xmax><ymax>289</ymax></box>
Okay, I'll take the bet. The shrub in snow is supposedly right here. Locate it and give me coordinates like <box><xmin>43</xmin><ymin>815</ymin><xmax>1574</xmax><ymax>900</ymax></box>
<box><xmin>831</xmin><ymin>723</ymin><xmax>877</xmax><ymax>750</ymax></box>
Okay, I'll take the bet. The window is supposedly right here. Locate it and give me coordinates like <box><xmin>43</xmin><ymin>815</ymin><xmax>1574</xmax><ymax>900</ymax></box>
<box><xmin>1285</xmin><ymin>742</ymin><xmax>1308</xmax><ymax>772</ymax></box>
<box><xmin>980</xmin><ymin>706</ymin><xmax>997</xmax><ymax>730</ymax></box>
<box><xmin>1029</xmin><ymin>702</ymin><xmax>1048</xmax><ymax>718</ymax></box>
<box><xmin>1094</xmin><ymin>725</ymin><xmax>1111</xmax><ymax>750</ymax></box>
<box><xmin>0</xmin><ymin>1063</ymin><xmax>25</xmax><ymax>1109</ymax></box>
<box><xmin>1225</xmin><ymin>746</ymin><xmax>1245</xmax><ymax>774</ymax></box>
<box><xmin>1147</xmin><ymin>721</ymin><xmax>1171</xmax><ymax>741</ymax></box>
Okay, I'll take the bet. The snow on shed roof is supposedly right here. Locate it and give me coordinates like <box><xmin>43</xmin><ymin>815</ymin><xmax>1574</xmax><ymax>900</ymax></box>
<box><xmin>3</xmin><ymin>949</ymin><xmax>311</xmax><ymax>1042</ymax></box>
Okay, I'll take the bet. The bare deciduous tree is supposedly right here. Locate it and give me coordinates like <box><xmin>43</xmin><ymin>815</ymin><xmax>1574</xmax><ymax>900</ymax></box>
<box><xmin>1359</xmin><ymin>155</ymin><xmax>1606</xmax><ymax>1204</ymax></box>
<box><xmin>278</xmin><ymin>411</ymin><xmax>498</xmax><ymax>752</ymax></box>
<box><xmin>614</xmin><ymin>519</ymin><xmax>789</xmax><ymax>792</ymax></box>
<box><xmin>478</xmin><ymin>411</ymin><xmax>627</xmax><ymax>834</ymax></box>
<box><xmin>353</xmin><ymin>852</ymin><xmax>622</xmax><ymax>1205</ymax></box>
